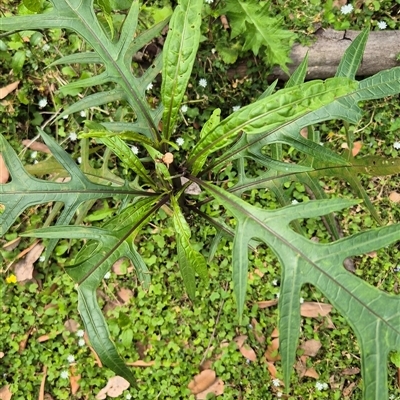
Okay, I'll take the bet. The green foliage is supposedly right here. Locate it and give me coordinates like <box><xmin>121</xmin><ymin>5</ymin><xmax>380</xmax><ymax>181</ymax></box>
<box><xmin>1</xmin><ymin>1</ymin><xmax>400</xmax><ymax>399</ymax></box>
<box><xmin>219</xmin><ymin>0</ymin><xmax>297</xmax><ymax>70</ymax></box>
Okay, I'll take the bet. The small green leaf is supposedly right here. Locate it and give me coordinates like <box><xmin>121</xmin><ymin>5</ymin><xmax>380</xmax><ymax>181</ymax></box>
<box><xmin>390</xmin><ymin>351</ymin><xmax>400</xmax><ymax>368</ymax></box>
<box><xmin>200</xmin><ymin>108</ymin><xmax>221</xmax><ymax>139</ymax></box>
<box><xmin>11</xmin><ymin>50</ymin><xmax>26</xmax><ymax>74</ymax></box>
<box><xmin>23</xmin><ymin>0</ymin><xmax>43</xmax><ymax>12</ymax></box>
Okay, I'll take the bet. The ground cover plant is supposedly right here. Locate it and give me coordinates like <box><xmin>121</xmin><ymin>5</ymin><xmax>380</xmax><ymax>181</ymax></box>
<box><xmin>1</xmin><ymin>0</ymin><xmax>400</xmax><ymax>399</ymax></box>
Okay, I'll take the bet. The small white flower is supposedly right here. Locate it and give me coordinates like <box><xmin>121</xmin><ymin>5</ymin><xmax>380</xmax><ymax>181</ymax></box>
<box><xmin>126</xmin><ymin>394</ymin><xmax>132</xmax><ymax>400</ymax></box>
<box><xmin>291</xmin><ymin>199</ymin><xmax>299</xmax><ymax>205</ymax></box>
<box><xmin>77</xmin><ymin>157</ymin><xmax>82</xmax><ymax>164</ymax></box>
<box><xmin>340</xmin><ymin>4</ymin><xmax>354</xmax><ymax>15</ymax></box>
<box><xmin>176</xmin><ymin>137</ymin><xmax>184</xmax><ymax>146</ymax></box>
<box><xmin>38</xmin><ymin>98</ymin><xmax>48</xmax><ymax>109</ymax></box>
<box><xmin>393</xmin><ymin>141</ymin><xmax>400</xmax><ymax>150</ymax></box>
<box><xmin>76</xmin><ymin>329</ymin><xmax>85</xmax><ymax>337</ymax></box>
<box><xmin>63</xmin><ymin>114</ymin><xmax>69</xmax><ymax>119</ymax></box>
<box><xmin>146</xmin><ymin>82</ymin><xmax>153</xmax><ymax>91</ymax></box>
<box><xmin>377</xmin><ymin>21</ymin><xmax>387</xmax><ymax>30</ymax></box>
<box><xmin>248</xmin><ymin>324</ymin><xmax>253</xmax><ymax>329</ymax></box>
<box><xmin>211</xmin><ymin>48</ymin><xmax>216</xmax><ymax>54</ymax></box>
<box><xmin>67</xmin><ymin>355</ymin><xmax>75</xmax><ymax>363</ymax></box>
<box><xmin>60</xmin><ymin>370</ymin><xmax>69</xmax><ymax>379</ymax></box>
<box><xmin>69</xmin><ymin>132</ymin><xmax>77</xmax><ymax>141</ymax></box>
<box><xmin>181</xmin><ymin>104</ymin><xmax>188</xmax><ymax>113</ymax></box>
<box><xmin>205</xmin><ymin>0</ymin><xmax>213</xmax><ymax>3</ymax></box>
<box><xmin>80</xmin><ymin>110</ymin><xmax>86</xmax><ymax>117</ymax></box>
<box><xmin>31</xmin><ymin>151</ymin><xmax>38</xmax><ymax>159</ymax></box>
<box><xmin>276</xmin><ymin>292</ymin><xmax>280</xmax><ymax>299</ymax></box>
<box><xmin>198</xmin><ymin>78</ymin><xmax>207</xmax><ymax>88</ymax></box>
<box><xmin>39</xmin><ymin>256</ymin><xmax>45</xmax><ymax>262</ymax></box>
<box><xmin>315</xmin><ymin>381</ymin><xmax>328</xmax><ymax>391</ymax></box>
<box><xmin>272</xmin><ymin>279</ymin><xmax>278</xmax><ymax>286</ymax></box>
<box><xmin>272</xmin><ymin>379</ymin><xmax>280</xmax><ymax>387</ymax></box>
<box><xmin>42</xmin><ymin>44</ymin><xmax>50</xmax><ymax>52</ymax></box>
<box><xmin>104</xmin><ymin>271</ymin><xmax>111</xmax><ymax>279</ymax></box>
<box><xmin>232</xmin><ymin>105</ymin><xmax>241</xmax><ymax>112</ymax></box>
<box><xmin>300</xmin><ymin>297</ymin><xmax>304</xmax><ymax>304</ymax></box>
<box><xmin>276</xmin><ymin>392</ymin><xmax>283</xmax><ymax>398</ymax></box>
<box><xmin>131</xmin><ymin>145</ymin><xmax>139</xmax><ymax>155</ymax></box>
<box><xmin>78</xmin><ymin>338</ymin><xmax>85</xmax><ymax>347</ymax></box>
<box><xmin>246</xmin><ymin>359</ymin><xmax>251</xmax><ymax>364</ymax></box>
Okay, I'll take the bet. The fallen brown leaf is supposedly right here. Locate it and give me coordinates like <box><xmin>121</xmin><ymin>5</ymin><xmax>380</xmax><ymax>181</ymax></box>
<box><xmin>22</xmin><ymin>140</ymin><xmax>51</xmax><ymax>154</ymax></box>
<box><xmin>18</xmin><ymin>326</ymin><xmax>34</xmax><ymax>353</ymax></box>
<box><xmin>180</xmin><ymin>177</ymin><xmax>202</xmax><ymax>195</ymax></box>
<box><xmin>325</xmin><ymin>317</ymin><xmax>336</xmax><ymax>330</ymax></box>
<box><xmin>342</xmin><ymin>381</ymin><xmax>357</xmax><ymax>397</ymax></box>
<box><xmin>38</xmin><ymin>365</ymin><xmax>47</xmax><ymax>400</ymax></box>
<box><xmin>304</xmin><ymin>368</ymin><xmax>319</xmax><ymax>379</ymax></box>
<box><xmin>220</xmin><ymin>14</ymin><xmax>229</xmax><ymax>30</ymax></box>
<box><xmin>300</xmin><ymin>127</ymin><xmax>308</xmax><ymax>138</ymax></box>
<box><xmin>341</xmin><ymin>367</ymin><xmax>360</xmax><ymax>376</ymax></box>
<box><xmin>14</xmin><ymin>243</ymin><xmax>44</xmax><ymax>283</ymax></box>
<box><xmin>103</xmin><ymin>300</ymin><xmax>119</xmax><ymax>314</ymax></box>
<box><xmin>265</xmin><ymin>338</ymin><xmax>280</xmax><ymax>362</ymax></box>
<box><xmin>240</xmin><ymin>344</ymin><xmax>257</xmax><ymax>362</ymax></box>
<box><xmin>88</xmin><ymin>340</ymin><xmax>102</xmax><ymax>367</ymax></box>
<box><xmin>233</xmin><ymin>335</ymin><xmax>247</xmax><ymax>348</ymax></box>
<box><xmin>64</xmin><ymin>319</ymin><xmax>80</xmax><ymax>333</ymax></box>
<box><xmin>300</xmin><ymin>339</ymin><xmax>322</xmax><ymax>357</ymax></box>
<box><xmin>389</xmin><ymin>191</ymin><xmax>400</xmax><ymax>203</ymax></box>
<box><xmin>341</xmin><ymin>141</ymin><xmax>362</xmax><ymax>156</ymax></box>
<box><xmin>0</xmin><ymin>154</ymin><xmax>9</xmax><ymax>184</ymax></box>
<box><xmin>295</xmin><ymin>356</ymin><xmax>307</xmax><ymax>378</ymax></box>
<box><xmin>0</xmin><ymin>81</ymin><xmax>20</xmax><ymax>99</ymax></box>
<box><xmin>271</xmin><ymin>327</ymin><xmax>279</xmax><ymax>338</ymax></box>
<box><xmin>300</xmin><ymin>301</ymin><xmax>332</xmax><ymax>318</ymax></box>
<box><xmin>126</xmin><ymin>360</ymin><xmax>155</xmax><ymax>367</ymax></box>
<box><xmin>2</xmin><ymin>237</ymin><xmax>21</xmax><ymax>251</ymax></box>
<box><xmin>256</xmin><ymin>299</ymin><xmax>278</xmax><ymax>309</ymax></box>
<box><xmin>16</xmin><ymin>240</ymin><xmax>41</xmax><ymax>260</ymax></box>
<box><xmin>0</xmin><ymin>385</ymin><xmax>12</xmax><ymax>400</ymax></box>
<box><xmin>117</xmin><ymin>287</ymin><xmax>134</xmax><ymax>304</ymax></box>
<box><xmin>37</xmin><ymin>334</ymin><xmax>51</xmax><ymax>343</ymax></box>
<box><xmin>188</xmin><ymin>370</ymin><xmax>217</xmax><ymax>395</ymax></box>
<box><xmin>96</xmin><ymin>376</ymin><xmax>130</xmax><ymax>399</ymax></box>
<box><xmin>200</xmin><ymin>359</ymin><xmax>213</xmax><ymax>371</ymax></box>
<box><xmin>70</xmin><ymin>365</ymin><xmax>81</xmax><ymax>395</ymax></box>
<box><xmin>266</xmin><ymin>362</ymin><xmax>277</xmax><ymax>379</ymax></box>
<box><xmin>196</xmin><ymin>378</ymin><xmax>224</xmax><ymax>399</ymax></box>
<box><xmin>112</xmin><ymin>258</ymin><xmax>129</xmax><ymax>275</ymax></box>
<box><xmin>332</xmin><ymin>0</ymin><xmax>347</xmax><ymax>9</ymax></box>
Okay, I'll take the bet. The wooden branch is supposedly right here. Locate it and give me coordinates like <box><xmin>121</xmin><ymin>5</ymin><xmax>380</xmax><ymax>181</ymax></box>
<box><xmin>227</xmin><ymin>29</ymin><xmax>400</xmax><ymax>81</ymax></box>
<box><xmin>270</xmin><ymin>29</ymin><xmax>400</xmax><ymax>80</ymax></box>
